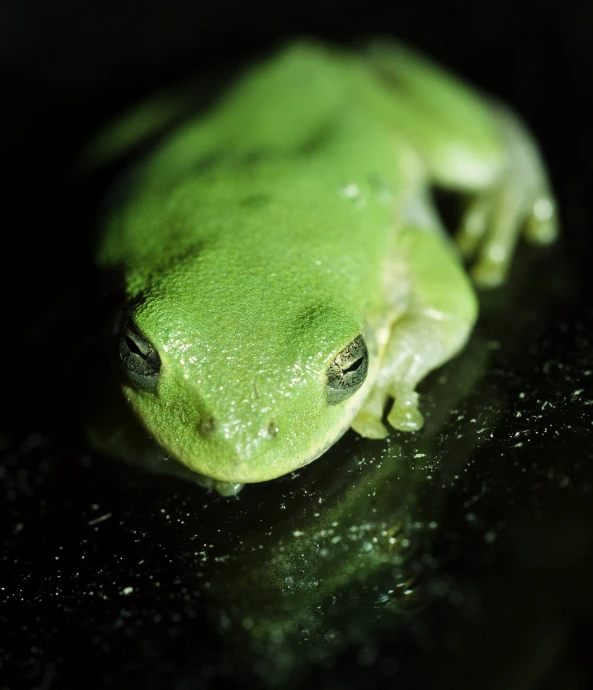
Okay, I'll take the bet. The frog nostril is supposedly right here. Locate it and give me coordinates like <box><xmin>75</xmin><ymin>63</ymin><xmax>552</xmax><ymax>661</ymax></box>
<box><xmin>266</xmin><ymin>420</ymin><xmax>279</xmax><ymax>439</ymax></box>
<box><xmin>198</xmin><ymin>416</ymin><xmax>217</xmax><ymax>438</ymax></box>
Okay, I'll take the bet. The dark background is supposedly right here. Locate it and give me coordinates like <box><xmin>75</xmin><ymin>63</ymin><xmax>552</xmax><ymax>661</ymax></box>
<box><xmin>1</xmin><ymin>1</ymin><xmax>592</xmax><ymax>689</ymax></box>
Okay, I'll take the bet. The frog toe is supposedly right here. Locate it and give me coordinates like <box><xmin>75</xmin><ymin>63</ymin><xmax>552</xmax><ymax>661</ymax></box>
<box><xmin>214</xmin><ymin>481</ymin><xmax>245</xmax><ymax>496</ymax></box>
<box><xmin>458</xmin><ymin>184</ymin><xmax>548</xmax><ymax>288</ymax></box>
<box><xmin>351</xmin><ymin>385</ymin><xmax>391</xmax><ymax>439</ymax></box>
<box><xmin>387</xmin><ymin>394</ymin><xmax>424</xmax><ymax>433</ymax></box>
<box><xmin>457</xmin><ymin>197</ymin><xmax>489</xmax><ymax>259</ymax></box>
<box><xmin>525</xmin><ymin>195</ymin><xmax>559</xmax><ymax>245</ymax></box>
<box><xmin>351</xmin><ymin>412</ymin><xmax>389</xmax><ymax>440</ymax></box>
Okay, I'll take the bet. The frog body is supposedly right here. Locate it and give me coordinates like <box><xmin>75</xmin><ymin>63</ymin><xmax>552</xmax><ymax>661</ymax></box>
<box><xmin>88</xmin><ymin>40</ymin><xmax>557</xmax><ymax>494</ymax></box>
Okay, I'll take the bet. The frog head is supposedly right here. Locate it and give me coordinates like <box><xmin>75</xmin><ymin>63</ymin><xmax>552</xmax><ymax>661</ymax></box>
<box><xmin>116</xmin><ymin>273</ymin><xmax>375</xmax><ymax>484</ymax></box>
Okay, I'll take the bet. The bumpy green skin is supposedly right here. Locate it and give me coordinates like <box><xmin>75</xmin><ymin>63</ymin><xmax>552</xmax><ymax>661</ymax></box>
<box><xmin>92</xmin><ymin>40</ymin><xmax>557</xmax><ymax>492</ymax></box>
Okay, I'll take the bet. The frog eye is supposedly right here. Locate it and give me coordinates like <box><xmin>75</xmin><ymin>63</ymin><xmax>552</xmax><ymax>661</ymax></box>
<box><xmin>326</xmin><ymin>334</ymin><xmax>369</xmax><ymax>404</ymax></box>
<box><xmin>119</xmin><ymin>321</ymin><xmax>161</xmax><ymax>392</ymax></box>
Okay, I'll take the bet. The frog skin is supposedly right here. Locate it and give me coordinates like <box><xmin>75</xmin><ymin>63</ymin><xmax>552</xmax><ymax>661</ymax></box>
<box><xmin>86</xmin><ymin>40</ymin><xmax>557</xmax><ymax>495</ymax></box>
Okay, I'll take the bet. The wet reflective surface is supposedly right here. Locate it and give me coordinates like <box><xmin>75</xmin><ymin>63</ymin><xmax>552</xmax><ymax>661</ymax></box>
<box><xmin>2</xmin><ymin>3</ymin><xmax>593</xmax><ymax>688</ymax></box>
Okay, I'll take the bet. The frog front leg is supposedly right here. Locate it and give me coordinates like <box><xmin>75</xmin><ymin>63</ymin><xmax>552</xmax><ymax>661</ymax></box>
<box><xmin>352</xmin><ymin>229</ymin><xmax>478</xmax><ymax>438</ymax></box>
<box><xmin>366</xmin><ymin>41</ymin><xmax>559</xmax><ymax>287</ymax></box>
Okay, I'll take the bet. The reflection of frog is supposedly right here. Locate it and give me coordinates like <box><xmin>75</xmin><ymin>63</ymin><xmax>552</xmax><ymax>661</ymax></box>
<box><xmin>87</xmin><ymin>40</ymin><xmax>557</xmax><ymax>494</ymax></box>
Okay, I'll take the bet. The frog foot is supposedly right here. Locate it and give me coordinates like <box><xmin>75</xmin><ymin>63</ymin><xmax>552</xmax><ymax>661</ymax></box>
<box><xmin>456</xmin><ymin>187</ymin><xmax>558</xmax><ymax>287</ymax></box>
<box><xmin>456</xmin><ymin>107</ymin><xmax>559</xmax><ymax>288</ymax></box>
<box><xmin>352</xmin><ymin>387</ymin><xmax>424</xmax><ymax>438</ymax></box>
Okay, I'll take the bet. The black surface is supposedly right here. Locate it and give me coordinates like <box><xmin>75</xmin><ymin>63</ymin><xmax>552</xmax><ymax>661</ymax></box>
<box><xmin>2</xmin><ymin>2</ymin><xmax>593</xmax><ymax>689</ymax></box>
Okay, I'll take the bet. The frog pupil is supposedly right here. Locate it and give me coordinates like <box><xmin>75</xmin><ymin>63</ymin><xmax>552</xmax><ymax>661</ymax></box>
<box><xmin>126</xmin><ymin>335</ymin><xmax>144</xmax><ymax>357</ymax></box>
<box><xmin>343</xmin><ymin>357</ymin><xmax>364</xmax><ymax>374</ymax></box>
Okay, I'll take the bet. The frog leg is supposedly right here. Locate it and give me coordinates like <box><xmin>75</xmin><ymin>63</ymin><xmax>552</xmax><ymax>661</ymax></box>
<box><xmin>352</xmin><ymin>228</ymin><xmax>478</xmax><ymax>438</ymax></box>
<box><xmin>455</xmin><ymin>105</ymin><xmax>558</xmax><ymax>286</ymax></box>
<box><xmin>365</xmin><ymin>41</ymin><xmax>559</xmax><ymax>287</ymax></box>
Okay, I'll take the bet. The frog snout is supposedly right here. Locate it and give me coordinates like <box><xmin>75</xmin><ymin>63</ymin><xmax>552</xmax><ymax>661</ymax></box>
<box><xmin>196</xmin><ymin>414</ymin><xmax>279</xmax><ymax>445</ymax></box>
